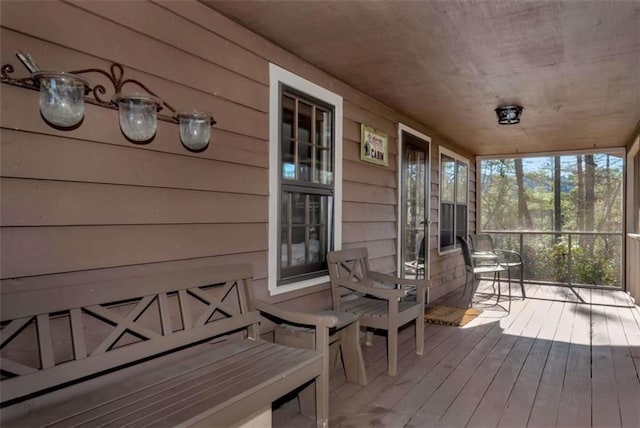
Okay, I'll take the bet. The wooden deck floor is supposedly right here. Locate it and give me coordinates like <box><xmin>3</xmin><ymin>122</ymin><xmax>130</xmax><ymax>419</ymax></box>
<box><xmin>273</xmin><ymin>283</ymin><xmax>640</xmax><ymax>428</ymax></box>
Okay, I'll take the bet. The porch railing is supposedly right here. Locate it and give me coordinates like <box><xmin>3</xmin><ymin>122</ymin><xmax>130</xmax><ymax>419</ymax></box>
<box><xmin>481</xmin><ymin>230</ymin><xmax>624</xmax><ymax>288</ymax></box>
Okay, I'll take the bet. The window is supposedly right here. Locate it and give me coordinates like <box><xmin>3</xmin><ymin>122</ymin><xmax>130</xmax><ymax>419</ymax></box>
<box><xmin>269</xmin><ymin>64</ymin><xmax>343</xmax><ymax>295</ymax></box>
<box><xmin>439</xmin><ymin>147</ymin><xmax>468</xmax><ymax>252</ymax></box>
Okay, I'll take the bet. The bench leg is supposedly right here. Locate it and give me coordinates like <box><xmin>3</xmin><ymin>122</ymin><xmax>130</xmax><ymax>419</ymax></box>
<box><xmin>298</xmin><ymin>382</ymin><xmax>316</xmax><ymax>419</ymax></box>
<box><xmin>340</xmin><ymin>321</ymin><xmax>367</xmax><ymax>386</ymax></box>
<box><xmin>232</xmin><ymin>405</ymin><xmax>272</xmax><ymax>428</ymax></box>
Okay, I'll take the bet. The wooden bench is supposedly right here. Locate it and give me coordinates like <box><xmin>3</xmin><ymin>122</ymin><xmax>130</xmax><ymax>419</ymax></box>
<box><xmin>0</xmin><ymin>264</ymin><xmax>336</xmax><ymax>427</ymax></box>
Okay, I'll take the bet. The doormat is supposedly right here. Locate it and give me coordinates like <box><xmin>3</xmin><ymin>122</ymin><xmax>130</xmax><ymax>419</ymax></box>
<box><xmin>424</xmin><ymin>305</ymin><xmax>483</xmax><ymax>327</ymax></box>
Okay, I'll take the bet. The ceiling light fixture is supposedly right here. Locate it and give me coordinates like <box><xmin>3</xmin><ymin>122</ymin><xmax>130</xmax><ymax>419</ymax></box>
<box><xmin>495</xmin><ymin>105</ymin><xmax>523</xmax><ymax>125</ymax></box>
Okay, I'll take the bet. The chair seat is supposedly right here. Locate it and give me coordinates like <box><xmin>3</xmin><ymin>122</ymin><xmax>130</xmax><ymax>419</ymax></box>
<box><xmin>473</xmin><ymin>265</ymin><xmax>509</xmax><ymax>274</ymax></box>
<box><xmin>342</xmin><ymin>296</ymin><xmax>419</xmax><ymax>319</ymax></box>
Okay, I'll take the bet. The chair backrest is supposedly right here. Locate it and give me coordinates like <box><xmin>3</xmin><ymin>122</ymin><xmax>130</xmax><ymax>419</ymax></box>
<box><xmin>468</xmin><ymin>233</ymin><xmax>495</xmax><ymax>253</ymax></box>
<box><xmin>326</xmin><ymin>247</ymin><xmax>371</xmax><ymax>310</ymax></box>
<box><xmin>457</xmin><ymin>236</ymin><xmax>474</xmax><ymax>271</ymax></box>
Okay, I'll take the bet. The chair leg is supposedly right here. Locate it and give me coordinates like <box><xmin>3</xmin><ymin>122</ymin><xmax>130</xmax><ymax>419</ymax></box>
<box><xmin>415</xmin><ymin>316</ymin><xmax>424</xmax><ymax>356</ymax></box>
<box><xmin>365</xmin><ymin>330</ymin><xmax>374</xmax><ymax>347</ymax></box>
<box><xmin>388</xmin><ymin>328</ymin><xmax>398</xmax><ymax>376</ymax></box>
<box><xmin>507</xmin><ymin>269</ymin><xmax>512</xmax><ymax>313</ymax></box>
<box><xmin>519</xmin><ymin>267</ymin><xmax>526</xmax><ymax>299</ymax></box>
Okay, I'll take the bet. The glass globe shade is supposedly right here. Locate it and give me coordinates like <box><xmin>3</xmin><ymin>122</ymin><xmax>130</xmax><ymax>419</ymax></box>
<box><xmin>113</xmin><ymin>94</ymin><xmax>161</xmax><ymax>141</ymax></box>
<box><xmin>176</xmin><ymin>110</ymin><xmax>213</xmax><ymax>151</ymax></box>
<box><xmin>34</xmin><ymin>71</ymin><xmax>89</xmax><ymax>128</ymax></box>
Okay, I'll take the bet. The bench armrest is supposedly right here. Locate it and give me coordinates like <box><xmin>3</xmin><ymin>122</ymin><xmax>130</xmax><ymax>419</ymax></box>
<box><xmin>253</xmin><ymin>299</ymin><xmax>338</xmax><ymax>329</ymax></box>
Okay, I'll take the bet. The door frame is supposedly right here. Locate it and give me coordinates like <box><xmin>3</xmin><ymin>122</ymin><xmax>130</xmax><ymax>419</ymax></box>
<box><xmin>397</xmin><ymin>123</ymin><xmax>432</xmax><ymax>279</ymax></box>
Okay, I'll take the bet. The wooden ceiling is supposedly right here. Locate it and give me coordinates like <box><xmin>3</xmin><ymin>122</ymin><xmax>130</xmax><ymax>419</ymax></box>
<box><xmin>203</xmin><ymin>0</ymin><xmax>638</xmax><ymax>156</ymax></box>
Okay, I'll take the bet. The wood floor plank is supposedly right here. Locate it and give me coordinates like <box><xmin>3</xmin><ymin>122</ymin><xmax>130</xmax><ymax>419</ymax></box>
<box><xmin>465</xmin><ymin>287</ymin><xmax>556</xmax><ymax>427</ymax></box>
<box><xmin>360</xmin><ymin>319</ymin><xmax>498</xmax><ymax>427</ymax></box>
<box><xmin>328</xmin><ymin>322</ymin><xmax>446</xmax><ymax>426</ymax></box>
<box><xmin>556</xmin><ymin>288</ymin><xmax>592</xmax><ymax>428</ymax></box>
<box><xmin>605</xmin><ymin>293</ymin><xmax>640</xmax><ymax>428</ymax></box>
<box><xmin>270</xmin><ymin>285</ymin><xmax>640</xmax><ymax>428</ymax></box>
<box><xmin>526</xmin><ymin>289</ymin><xmax>576</xmax><ymax>428</ymax></box>
<box><xmin>591</xmin><ymin>290</ymin><xmax>623</xmax><ymax>428</ymax></box>
<box><xmin>406</xmin><ymin>285</ymin><xmax>547</xmax><ymax>428</ymax></box>
<box><xmin>430</xmin><ymin>284</ymin><xmax>547</xmax><ymax>427</ymax></box>
<box><xmin>496</xmin><ymin>288</ymin><xmax>565</xmax><ymax>427</ymax></box>
<box><xmin>328</xmin><ymin>323</ymin><xmax>419</xmax><ymax>416</ymax></box>
<box><xmin>331</xmin><ymin>321</ymin><xmax>472</xmax><ymax>427</ymax></box>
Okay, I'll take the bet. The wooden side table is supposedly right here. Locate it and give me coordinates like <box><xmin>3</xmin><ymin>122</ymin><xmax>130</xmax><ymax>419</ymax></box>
<box><xmin>275</xmin><ymin>310</ymin><xmax>367</xmax><ymax>386</ymax></box>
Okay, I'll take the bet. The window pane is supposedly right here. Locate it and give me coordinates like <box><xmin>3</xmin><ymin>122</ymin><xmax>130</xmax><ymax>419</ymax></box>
<box><xmin>280</xmin><ymin>191</ymin><xmax>331</xmax><ymax>276</ymax></box>
<box><xmin>441</xmin><ymin>155</ymin><xmax>455</xmax><ymax>202</ymax></box>
<box><xmin>298</xmin><ymin>101</ymin><xmax>312</xmax><ymax>144</ymax></box>
<box><xmin>281</xmin><ymin>96</ymin><xmax>295</xmax><ymax>180</ymax></box>
<box><xmin>440</xmin><ymin>202</ymin><xmax>454</xmax><ymax>248</ymax></box>
<box><xmin>298</xmin><ymin>142</ymin><xmax>312</xmax><ymax>181</ymax></box>
<box><xmin>456</xmin><ymin>203</ymin><xmax>467</xmax><ymax>241</ymax></box>
<box><xmin>316</xmin><ymin>108</ymin><xmax>331</xmax><ymax>148</ymax></box>
<box><xmin>456</xmin><ymin>161</ymin><xmax>468</xmax><ymax>204</ymax></box>
<box><xmin>315</xmin><ymin>147</ymin><xmax>333</xmax><ymax>184</ymax></box>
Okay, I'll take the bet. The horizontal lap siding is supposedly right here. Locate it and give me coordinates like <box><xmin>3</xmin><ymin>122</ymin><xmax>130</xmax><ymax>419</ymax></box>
<box><xmin>1</xmin><ymin>0</ymin><xmax>471</xmax><ymax>304</ymax></box>
<box><xmin>0</xmin><ymin>1</ymin><xmax>269</xmax><ymax>287</ymax></box>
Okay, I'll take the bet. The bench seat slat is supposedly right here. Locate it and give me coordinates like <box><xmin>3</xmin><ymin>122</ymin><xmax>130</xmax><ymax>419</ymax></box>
<box><xmin>40</xmin><ymin>341</ymin><xmax>286</xmax><ymax>426</ymax></box>
<box><xmin>4</xmin><ymin>341</ymin><xmax>322</xmax><ymax>428</ymax></box>
<box><xmin>110</xmin><ymin>346</ymin><xmax>318</xmax><ymax>427</ymax></box>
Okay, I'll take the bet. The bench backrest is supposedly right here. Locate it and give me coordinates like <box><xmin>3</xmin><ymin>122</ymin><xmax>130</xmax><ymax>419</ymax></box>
<box><xmin>0</xmin><ymin>264</ymin><xmax>260</xmax><ymax>405</ymax></box>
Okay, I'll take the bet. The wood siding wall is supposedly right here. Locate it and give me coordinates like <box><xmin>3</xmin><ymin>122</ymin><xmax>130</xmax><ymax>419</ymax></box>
<box><xmin>0</xmin><ymin>0</ymin><xmax>472</xmax><ymax>306</ymax></box>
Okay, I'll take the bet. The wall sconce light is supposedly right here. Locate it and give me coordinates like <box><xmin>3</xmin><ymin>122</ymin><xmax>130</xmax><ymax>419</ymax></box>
<box><xmin>1</xmin><ymin>52</ymin><xmax>216</xmax><ymax>151</ymax></box>
<box><xmin>495</xmin><ymin>105</ymin><xmax>523</xmax><ymax>125</ymax></box>
<box><xmin>113</xmin><ymin>93</ymin><xmax>161</xmax><ymax>142</ymax></box>
<box><xmin>176</xmin><ymin>110</ymin><xmax>215</xmax><ymax>152</ymax></box>
<box><xmin>34</xmin><ymin>71</ymin><xmax>90</xmax><ymax>128</ymax></box>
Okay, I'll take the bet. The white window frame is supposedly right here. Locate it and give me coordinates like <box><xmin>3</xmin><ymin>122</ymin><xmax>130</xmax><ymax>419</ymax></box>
<box><xmin>438</xmin><ymin>146</ymin><xmax>469</xmax><ymax>255</ymax></box>
<box><xmin>268</xmin><ymin>63</ymin><xmax>343</xmax><ymax>296</ymax></box>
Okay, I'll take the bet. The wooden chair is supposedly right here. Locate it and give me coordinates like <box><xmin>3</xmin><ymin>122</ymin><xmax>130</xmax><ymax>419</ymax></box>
<box><xmin>327</xmin><ymin>247</ymin><xmax>429</xmax><ymax>376</ymax></box>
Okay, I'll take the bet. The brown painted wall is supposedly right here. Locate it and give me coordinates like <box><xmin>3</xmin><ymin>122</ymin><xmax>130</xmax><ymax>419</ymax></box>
<box><xmin>0</xmin><ymin>0</ymin><xmax>472</xmax><ymax>306</ymax></box>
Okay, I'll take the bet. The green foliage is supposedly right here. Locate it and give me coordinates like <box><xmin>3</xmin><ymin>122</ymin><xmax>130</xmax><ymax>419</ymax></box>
<box><xmin>520</xmin><ymin>237</ymin><xmax>621</xmax><ymax>286</ymax></box>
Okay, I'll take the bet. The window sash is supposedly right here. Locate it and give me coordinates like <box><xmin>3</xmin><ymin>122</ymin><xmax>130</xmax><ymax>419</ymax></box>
<box><xmin>440</xmin><ymin>149</ymin><xmax>468</xmax><ymax>252</ymax></box>
<box><xmin>278</xmin><ymin>86</ymin><xmax>335</xmax><ymax>283</ymax></box>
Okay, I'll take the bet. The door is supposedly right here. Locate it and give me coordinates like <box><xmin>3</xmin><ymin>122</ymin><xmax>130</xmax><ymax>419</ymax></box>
<box><xmin>399</xmin><ymin>126</ymin><xmax>430</xmax><ymax>279</ymax></box>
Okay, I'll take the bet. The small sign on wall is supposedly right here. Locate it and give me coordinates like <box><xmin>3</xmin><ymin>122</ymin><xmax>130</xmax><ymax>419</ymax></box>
<box><xmin>360</xmin><ymin>124</ymin><xmax>388</xmax><ymax>167</ymax></box>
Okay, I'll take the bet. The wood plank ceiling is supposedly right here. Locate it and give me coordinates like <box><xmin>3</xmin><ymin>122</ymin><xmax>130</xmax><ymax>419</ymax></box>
<box><xmin>203</xmin><ymin>0</ymin><xmax>639</xmax><ymax>156</ymax></box>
